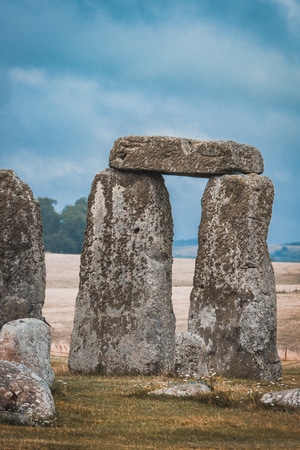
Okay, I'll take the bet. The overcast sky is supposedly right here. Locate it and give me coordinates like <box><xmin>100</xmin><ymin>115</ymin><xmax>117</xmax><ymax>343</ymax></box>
<box><xmin>1</xmin><ymin>0</ymin><xmax>299</xmax><ymax>243</ymax></box>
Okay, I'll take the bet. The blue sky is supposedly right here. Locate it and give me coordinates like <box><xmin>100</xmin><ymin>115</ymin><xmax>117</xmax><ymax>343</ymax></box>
<box><xmin>1</xmin><ymin>0</ymin><xmax>299</xmax><ymax>243</ymax></box>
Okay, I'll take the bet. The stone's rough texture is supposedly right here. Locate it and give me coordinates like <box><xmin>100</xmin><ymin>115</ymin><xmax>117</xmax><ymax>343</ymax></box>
<box><xmin>0</xmin><ymin>360</ymin><xmax>55</xmax><ymax>426</ymax></box>
<box><xmin>261</xmin><ymin>389</ymin><xmax>300</xmax><ymax>409</ymax></box>
<box><xmin>150</xmin><ymin>383</ymin><xmax>211</xmax><ymax>397</ymax></box>
<box><xmin>69</xmin><ymin>168</ymin><xmax>175</xmax><ymax>375</ymax></box>
<box><xmin>175</xmin><ymin>331</ymin><xmax>208</xmax><ymax>377</ymax></box>
<box><xmin>109</xmin><ymin>136</ymin><xmax>264</xmax><ymax>176</ymax></box>
<box><xmin>0</xmin><ymin>170</ymin><xmax>45</xmax><ymax>330</ymax></box>
<box><xmin>0</xmin><ymin>319</ymin><xmax>54</xmax><ymax>387</ymax></box>
<box><xmin>189</xmin><ymin>174</ymin><xmax>281</xmax><ymax>380</ymax></box>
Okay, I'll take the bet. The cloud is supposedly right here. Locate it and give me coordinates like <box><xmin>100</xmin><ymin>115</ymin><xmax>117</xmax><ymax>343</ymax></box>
<box><xmin>0</xmin><ymin>0</ymin><xmax>299</xmax><ymax>243</ymax></box>
<box><xmin>2</xmin><ymin>1</ymin><xmax>299</xmax><ymax>103</ymax></box>
<box><xmin>5</xmin><ymin>68</ymin><xmax>115</xmax><ymax>152</ymax></box>
<box><xmin>272</xmin><ymin>0</ymin><xmax>300</xmax><ymax>28</ymax></box>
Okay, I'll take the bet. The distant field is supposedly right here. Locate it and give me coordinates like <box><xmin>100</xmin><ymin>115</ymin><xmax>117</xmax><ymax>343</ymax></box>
<box><xmin>44</xmin><ymin>254</ymin><xmax>300</xmax><ymax>360</ymax></box>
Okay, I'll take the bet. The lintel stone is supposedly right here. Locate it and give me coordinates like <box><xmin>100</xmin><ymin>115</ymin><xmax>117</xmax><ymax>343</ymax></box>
<box><xmin>109</xmin><ymin>136</ymin><xmax>264</xmax><ymax>177</ymax></box>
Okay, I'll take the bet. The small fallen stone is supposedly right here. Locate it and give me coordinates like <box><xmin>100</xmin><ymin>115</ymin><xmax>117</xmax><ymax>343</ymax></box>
<box><xmin>175</xmin><ymin>331</ymin><xmax>208</xmax><ymax>377</ymax></box>
<box><xmin>0</xmin><ymin>360</ymin><xmax>55</xmax><ymax>426</ymax></box>
<box><xmin>260</xmin><ymin>389</ymin><xmax>300</xmax><ymax>408</ymax></box>
<box><xmin>149</xmin><ymin>383</ymin><xmax>211</xmax><ymax>397</ymax></box>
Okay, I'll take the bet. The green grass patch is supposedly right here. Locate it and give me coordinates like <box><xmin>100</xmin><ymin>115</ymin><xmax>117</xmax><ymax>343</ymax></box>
<box><xmin>1</xmin><ymin>359</ymin><xmax>299</xmax><ymax>449</ymax></box>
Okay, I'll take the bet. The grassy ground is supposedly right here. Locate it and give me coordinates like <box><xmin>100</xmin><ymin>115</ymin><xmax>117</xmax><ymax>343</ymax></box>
<box><xmin>3</xmin><ymin>258</ymin><xmax>299</xmax><ymax>448</ymax></box>
<box><xmin>1</xmin><ymin>358</ymin><xmax>299</xmax><ymax>449</ymax></box>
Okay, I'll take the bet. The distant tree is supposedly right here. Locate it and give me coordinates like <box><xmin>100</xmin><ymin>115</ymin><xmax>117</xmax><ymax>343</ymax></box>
<box><xmin>38</xmin><ymin>197</ymin><xmax>61</xmax><ymax>252</ymax></box>
<box><xmin>38</xmin><ymin>198</ymin><xmax>60</xmax><ymax>234</ymax></box>
<box><xmin>38</xmin><ymin>197</ymin><xmax>87</xmax><ymax>254</ymax></box>
<box><xmin>60</xmin><ymin>198</ymin><xmax>88</xmax><ymax>253</ymax></box>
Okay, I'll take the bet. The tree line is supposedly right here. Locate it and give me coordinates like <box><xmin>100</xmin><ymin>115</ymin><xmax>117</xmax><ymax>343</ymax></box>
<box><xmin>38</xmin><ymin>197</ymin><xmax>87</xmax><ymax>254</ymax></box>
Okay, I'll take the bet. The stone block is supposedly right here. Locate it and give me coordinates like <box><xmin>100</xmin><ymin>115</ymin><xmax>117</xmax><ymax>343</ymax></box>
<box><xmin>175</xmin><ymin>331</ymin><xmax>208</xmax><ymax>377</ymax></box>
<box><xmin>0</xmin><ymin>360</ymin><xmax>55</xmax><ymax>426</ymax></box>
<box><xmin>0</xmin><ymin>170</ymin><xmax>45</xmax><ymax>330</ymax></box>
<box><xmin>149</xmin><ymin>383</ymin><xmax>210</xmax><ymax>397</ymax></box>
<box><xmin>109</xmin><ymin>136</ymin><xmax>264</xmax><ymax>176</ymax></box>
<box><xmin>188</xmin><ymin>174</ymin><xmax>281</xmax><ymax>380</ymax></box>
<box><xmin>261</xmin><ymin>389</ymin><xmax>300</xmax><ymax>409</ymax></box>
<box><xmin>69</xmin><ymin>168</ymin><xmax>175</xmax><ymax>374</ymax></box>
<box><xmin>0</xmin><ymin>318</ymin><xmax>54</xmax><ymax>387</ymax></box>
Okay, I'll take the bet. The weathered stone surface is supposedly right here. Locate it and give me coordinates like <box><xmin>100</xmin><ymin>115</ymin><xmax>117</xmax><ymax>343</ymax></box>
<box><xmin>175</xmin><ymin>331</ymin><xmax>208</xmax><ymax>377</ymax></box>
<box><xmin>109</xmin><ymin>136</ymin><xmax>264</xmax><ymax>176</ymax></box>
<box><xmin>0</xmin><ymin>318</ymin><xmax>54</xmax><ymax>387</ymax></box>
<box><xmin>0</xmin><ymin>360</ymin><xmax>55</xmax><ymax>426</ymax></box>
<box><xmin>188</xmin><ymin>174</ymin><xmax>281</xmax><ymax>380</ymax></box>
<box><xmin>0</xmin><ymin>170</ymin><xmax>45</xmax><ymax>330</ymax></box>
<box><xmin>69</xmin><ymin>168</ymin><xmax>175</xmax><ymax>375</ymax></box>
<box><xmin>261</xmin><ymin>389</ymin><xmax>300</xmax><ymax>409</ymax></box>
<box><xmin>150</xmin><ymin>383</ymin><xmax>211</xmax><ymax>397</ymax></box>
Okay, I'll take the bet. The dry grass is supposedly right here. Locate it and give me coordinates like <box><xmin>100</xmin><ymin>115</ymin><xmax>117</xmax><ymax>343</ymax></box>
<box><xmin>273</xmin><ymin>262</ymin><xmax>300</xmax><ymax>285</ymax></box>
<box><xmin>277</xmin><ymin>291</ymin><xmax>300</xmax><ymax>356</ymax></box>
<box><xmin>1</xmin><ymin>359</ymin><xmax>299</xmax><ymax>449</ymax></box>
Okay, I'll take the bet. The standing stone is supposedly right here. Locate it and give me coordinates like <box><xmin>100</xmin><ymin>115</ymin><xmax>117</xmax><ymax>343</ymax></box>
<box><xmin>0</xmin><ymin>318</ymin><xmax>54</xmax><ymax>387</ymax></box>
<box><xmin>188</xmin><ymin>174</ymin><xmax>281</xmax><ymax>380</ymax></box>
<box><xmin>0</xmin><ymin>170</ymin><xmax>45</xmax><ymax>330</ymax></box>
<box><xmin>109</xmin><ymin>136</ymin><xmax>264</xmax><ymax>176</ymax></box>
<box><xmin>69</xmin><ymin>168</ymin><xmax>175</xmax><ymax>374</ymax></box>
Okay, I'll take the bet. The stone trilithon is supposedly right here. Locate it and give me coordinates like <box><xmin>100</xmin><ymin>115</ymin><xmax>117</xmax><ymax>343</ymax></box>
<box><xmin>69</xmin><ymin>136</ymin><xmax>281</xmax><ymax>380</ymax></box>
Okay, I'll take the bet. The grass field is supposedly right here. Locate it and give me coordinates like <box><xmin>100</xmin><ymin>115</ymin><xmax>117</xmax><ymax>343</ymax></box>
<box><xmin>0</xmin><ymin>358</ymin><xmax>299</xmax><ymax>449</ymax></box>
